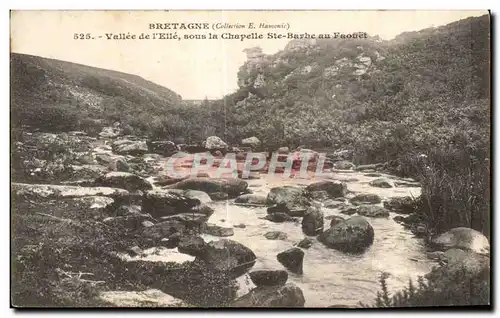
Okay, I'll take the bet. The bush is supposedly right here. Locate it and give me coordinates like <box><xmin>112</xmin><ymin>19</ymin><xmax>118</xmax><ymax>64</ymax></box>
<box><xmin>362</xmin><ymin>265</ymin><xmax>490</xmax><ymax>308</ymax></box>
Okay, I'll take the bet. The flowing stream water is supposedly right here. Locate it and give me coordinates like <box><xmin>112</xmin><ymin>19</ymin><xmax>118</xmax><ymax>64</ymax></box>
<box><xmin>95</xmin><ymin>144</ymin><xmax>438</xmax><ymax>307</ymax></box>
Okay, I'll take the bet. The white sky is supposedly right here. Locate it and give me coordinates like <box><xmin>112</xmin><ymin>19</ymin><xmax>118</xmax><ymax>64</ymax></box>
<box><xmin>10</xmin><ymin>10</ymin><xmax>488</xmax><ymax>100</ymax></box>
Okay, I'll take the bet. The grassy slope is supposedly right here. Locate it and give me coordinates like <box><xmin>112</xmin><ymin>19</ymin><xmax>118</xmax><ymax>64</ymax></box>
<box><xmin>10</xmin><ymin>53</ymin><xmax>182</xmax><ymax>134</ymax></box>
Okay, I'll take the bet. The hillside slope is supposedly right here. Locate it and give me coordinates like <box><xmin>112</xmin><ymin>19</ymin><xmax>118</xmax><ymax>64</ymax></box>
<box><xmin>10</xmin><ymin>53</ymin><xmax>183</xmax><ymax>134</ymax></box>
<box><xmin>211</xmin><ymin>14</ymin><xmax>490</xmax><ymax>163</ymax></box>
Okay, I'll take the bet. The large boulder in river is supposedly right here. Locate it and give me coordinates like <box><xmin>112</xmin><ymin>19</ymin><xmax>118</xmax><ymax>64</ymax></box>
<box><xmin>301</xmin><ymin>206</ymin><xmax>324</xmax><ymax>236</ymax></box>
<box><xmin>306</xmin><ymin>181</ymin><xmax>347</xmax><ymax>199</ymax></box>
<box><xmin>94</xmin><ymin>172</ymin><xmax>153</xmax><ymax>192</ymax></box>
<box><xmin>266</xmin><ymin>186</ymin><xmax>311</xmax><ymax>217</ymax></box>
<box><xmin>241</xmin><ymin>136</ymin><xmax>261</xmax><ymax>150</ymax></box>
<box><xmin>112</xmin><ymin>139</ymin><xmax>148</xmax><ymax>156</ymax></box>
<box><xmin>231</xmin><ymin>283</ymin><xmax>305</xmax><ymax>307</ymax></box>
<box><xmin>277</xmin><ymin>248</ymin><xmax>304</xmax><ymax>274</ymax></box>
<box><xmin>318</xmin><ymin>216</ymin><xmax>374</xmax><ymax>253</ymax></box>
<box><xmin>142</xmin><ymin>189</ymin><xmax>212</xmax><ymax>219</ymax></box>
<box><xmin>167</xmin><ymin>178</ymin><xmax>248</xmax><ymax>198</ymax></box>
<box><xmin>196</xmin><ymin>239</ymin><xmax>256</xmax><ymax>278</ymax></box>
<box><xmin>204</xmin><ymin>136</ymin><xmax>228</xmax><ymax>150</ymax></box>
<box><xmin>431</xmin><ymin>227</ymin><xmax>490</xmax><ymax>255</ymax></box>
<box><xmin>356</xmin><ymin>205</ymin><xmax>390</xmax><ymax>218</ymax></box>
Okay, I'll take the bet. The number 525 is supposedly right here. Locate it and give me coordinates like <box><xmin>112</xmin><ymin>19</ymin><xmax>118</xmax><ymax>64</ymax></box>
<box><xmin>74</xmin><ymin>33</ymin><xmax>92</xmax><ymax>40</ymax></box>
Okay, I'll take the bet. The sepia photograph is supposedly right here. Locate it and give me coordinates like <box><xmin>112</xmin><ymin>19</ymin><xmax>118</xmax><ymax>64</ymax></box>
<box><xmin>9</xmin><ymin>10</ymin><xmax>491</xmax><ymax>308</ymax></box>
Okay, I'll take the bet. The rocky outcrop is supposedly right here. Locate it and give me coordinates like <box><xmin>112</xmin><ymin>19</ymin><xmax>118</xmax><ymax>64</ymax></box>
<box><xmin>301</xmin><ymin>206</ymin><xmax>324</xmax><ymax>236</ymax></box>
<box><xmin>277</xmin><ymin>247</ymin><xmax>304</xmax><ymax>274</ymax></box>
<box><xmin>432</xmin><ymin>227</ymin><xmax>490</xmax><ymax>255</ymax></box>
<box><xmin>142</xmin><ymin>189</ymin><xmax>213</xmax><ymax>219</ymax></box>
<box><xmin>231</xmin><ymin>283</ymin><xmax>305</xmax><ymax>307</ymax></box>
<box><xmin>249</xmin><ymin>270</ymin><xmax>288</xmax><ymax>287</ymax></box>
<box><xmin>167</xmin><ymin>178</ymin><xmax>248</xmax><ymax>198</ymax></box>
<box><xmin>94</xmin><ymin>172</ymin><xmax>153</xmax><ymax>192</ymax></box>
<box><xmin>266</xmin><ymin>186</ymin><xmax>311</xmax><ymax>217</ymax></box>
<box><xmin>196</xmin><ymin>239</ymin><xmax>257</xmax><ymax>278</ymax></box>
<box><xmin>318</xmin><ymin>216</ymin><xmax>374</xmax><ymax>253</ymax></box>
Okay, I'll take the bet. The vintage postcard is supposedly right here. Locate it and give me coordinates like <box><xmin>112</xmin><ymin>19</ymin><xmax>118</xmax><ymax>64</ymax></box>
<box><xmin>10</xmin><ymin>10</ymin><xmax>491</xmax><ymax>308</ymax></box>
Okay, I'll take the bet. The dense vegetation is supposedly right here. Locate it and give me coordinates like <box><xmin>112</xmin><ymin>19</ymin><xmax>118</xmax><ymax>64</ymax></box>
<box><xmin>364</xmin><ymin>263</ymin><xmax>490</xmax><ymax>308</ymax></box>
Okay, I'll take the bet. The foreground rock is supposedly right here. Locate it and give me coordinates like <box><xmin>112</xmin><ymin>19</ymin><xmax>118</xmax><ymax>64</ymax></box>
<box><xmin>266</xmin><ymin>186</ymin><xmax>311</xmax><ymax>217</ymax></box>
<box><xmin>142</xmin><ymin>189</ymin><xmax>212</xmax><ymax>219</ymax></box>
<box><xmin>249</xmin><ymin>270</ymin><xmax>288</xmax><ymax>287</ymax></box>
<box><xmin>356</xmin><ymin>205</ymin><xmax>390</xmax><ymax>218</ymax></box>
<box><xmin>306</xmin><ymin>181</ymin><xmax>347</xmax><ymax>199</ymax></box>
<box><xmin>383</xmin><ymin>196</ymin><xmax>416</xmax><ymax>214</ymax></box>
<box><xmin>431</xmin><ymin>227</ymin><xmax>490</xmax><ymax>255</ymax></box>
<box><xmin>231</xmin><ymin>283</ymin><xmax>305</xmax><ymax>307</ymax></box>
<box><xmin>197</xmin><ymin>239</ymin><xmax>257</xmax><ymax>278</ymax></box>
<box><xmin>94</xmin><ymin>172</ymin><xmax>153</xmax><ymax>192</ymax></box>
<box><xmin>99</xmin><ymin>289</ymin><xmax>187</xmax><ymax>307</ymax></box>
<box><xmin>318</xmin><ymin>216</ymin><xmax>374</xmax><ymax>253</ymax></box>
<box><xmin>167</xmin><ymin>178</ymin><xmax>248</xmax><ymax>198</ymax></box>
<box><xmin>277</xmin><ymin>248</ymin><xmax>304</xmax><ymax>274</ymax></box>
<box><xmin>301</xmin><ymin>206</ymin><xmax>324</xmax><ymax>236</ymax></box>
<box><xmin>11</xmin><ymin>183</ymin><xmax>129</xmax><ymax>200</ymax></box>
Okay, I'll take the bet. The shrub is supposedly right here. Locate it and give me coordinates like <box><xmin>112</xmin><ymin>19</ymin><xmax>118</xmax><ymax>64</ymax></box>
<box><xmin>362</xmin><ymin>265</ymin><xmax>490</xmax><ymax>308</ymax></box>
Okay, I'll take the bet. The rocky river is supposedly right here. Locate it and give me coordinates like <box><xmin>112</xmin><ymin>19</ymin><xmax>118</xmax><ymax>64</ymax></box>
<box><xmin>11</xmin><ymin>131</ymin><xmax>489</xmax><ymax>307</ymax></box>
